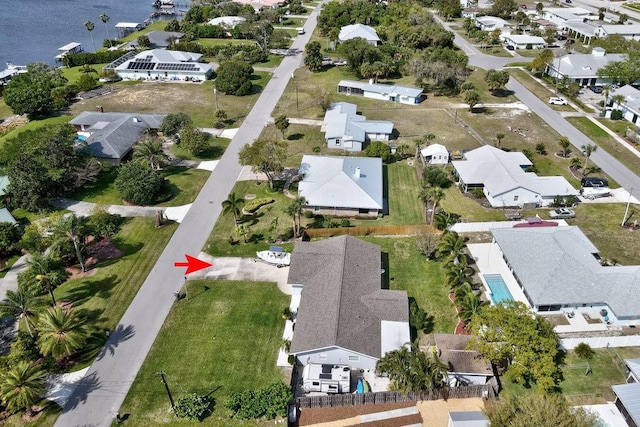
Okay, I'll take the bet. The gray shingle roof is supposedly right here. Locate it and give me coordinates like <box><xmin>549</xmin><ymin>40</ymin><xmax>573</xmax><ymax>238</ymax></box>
<box><xmin>298</xmin><ymin>155</ymin><xmax>383</xmax><ymax>210</ymax></box>
<box><xmin>613</xmin><ymin>383</ymin><xmax>640</xmax><ymax>426</ymax></box>
<box><xmin>70</xmin><ymin>112</ymin><xmax>166</xmax><ymax>160</ymax></box>
<box><xmin>491</xmin><ymin>227</ymin><xmax>640</xmax><ymax>318</ymax></box>
<box><xmin>289</xmin><ymin>236</ymin><xmax>408</xmax><ymax>358</ymax></box>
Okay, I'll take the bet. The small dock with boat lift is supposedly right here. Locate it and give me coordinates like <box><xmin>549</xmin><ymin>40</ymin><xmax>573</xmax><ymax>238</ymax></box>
<box><xmin>55</xmin><ymin>42</ymin><xmax>83</xmax><ymax>62</ymax></box>
<box><xmin>115</xmin><ymin>22</ymin><xmax>147</xmax><ymax>38</ymax></box>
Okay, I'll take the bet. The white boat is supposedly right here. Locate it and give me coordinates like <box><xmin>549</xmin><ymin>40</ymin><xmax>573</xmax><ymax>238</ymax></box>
<box><xmin>581</xmin><ymin>186</ymin><xmax>611</xmax><ymax>200</ymax></box>
<box><xmin>256</xmin><ymin>246</ymin><xmax>291</xmax><ymax>267</ymax></box>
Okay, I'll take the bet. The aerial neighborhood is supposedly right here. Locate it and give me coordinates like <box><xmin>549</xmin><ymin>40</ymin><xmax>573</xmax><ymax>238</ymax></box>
<box><xmin>2</xmin><ymin>0</ymin><xmax>640</xmax><ymax>425</ymax></box>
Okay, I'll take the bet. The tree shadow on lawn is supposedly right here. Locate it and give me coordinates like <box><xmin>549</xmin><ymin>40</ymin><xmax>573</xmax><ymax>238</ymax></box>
<box><xmin>62</xmin><ymin>275</ymin><xmax>119</xmax><ymax>305</ymax></box>
<box><xmin>287</xmin><ymin>133</ymin><xmax>305</xmax><ymax>141</ymax></box>
<box><xmin>109</xmin><ymin>237</ymin><xmax>144</xmax><ymax>257</ymax></box>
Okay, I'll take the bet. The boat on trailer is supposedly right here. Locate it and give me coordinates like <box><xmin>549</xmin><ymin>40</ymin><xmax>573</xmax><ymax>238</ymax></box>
<box><xmin>256</xmin><ymin>246</ymin><xmax>291</xmax><ymax>267</ymax></box>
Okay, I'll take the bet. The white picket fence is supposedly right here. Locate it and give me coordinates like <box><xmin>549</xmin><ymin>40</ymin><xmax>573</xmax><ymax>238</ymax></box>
<box><xmin>560</xmin><ymin>335</ymin><xmax>640</xmax><ymax>350</ymax></box>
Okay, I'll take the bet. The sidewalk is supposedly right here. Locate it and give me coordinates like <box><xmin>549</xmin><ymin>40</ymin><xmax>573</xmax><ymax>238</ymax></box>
<box><xmin>0</xmin><ymin>254</ymin><xmax>30</xmax><ymax>301</ymax></box>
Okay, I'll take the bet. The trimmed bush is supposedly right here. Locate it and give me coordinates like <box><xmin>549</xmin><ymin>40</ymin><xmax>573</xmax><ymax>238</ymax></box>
<box><xmin>244</xmin><ymin>198</ymin><xmax>274</xmax><ymax>213</ymax></box>
<box><xmin>611</xmin><ymin>109</ymin><xmax>624</xmax><ymax>120</ymax></box>
<box><xmin>62</xmin><ymin>50</ymin><xmax>129</xmax><ymax>67</ymax></box>
<box><xmin>225</xmin><ymin>382</ymin><xmax>292</xmax><ymax>420</ymax></box>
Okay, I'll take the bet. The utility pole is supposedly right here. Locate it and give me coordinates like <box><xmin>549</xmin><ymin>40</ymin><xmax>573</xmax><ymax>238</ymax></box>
<box><xmin>621</xmin><ymin>187</ymin><xmax>634</xmax><ymax>227</ymax></box>
<box><xmin>214</xmin><ymin>85</ymin><xmax>219</xmax><ymax>110</ymax></box>
<box><xmin>157</xmin><ymin>371</ymin><xmax>177</xmax><ymax>416</ymax></box>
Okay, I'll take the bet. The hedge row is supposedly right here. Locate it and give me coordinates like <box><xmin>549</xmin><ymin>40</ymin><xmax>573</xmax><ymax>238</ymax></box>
<box><xmin>62</xmin><ymin>50</ymin><xmax>129</xmax><ymax>67</ymax></box>
<box><xmin>244</xmin><ymin>198</ymin><xmax>274</xmax><ymax>213</ymax></box>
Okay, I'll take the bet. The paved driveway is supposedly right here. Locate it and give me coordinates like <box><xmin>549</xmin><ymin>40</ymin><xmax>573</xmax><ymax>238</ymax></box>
<box><xmin>189</xmin><ymin>254</ymin><xmax>292</xmax><ymax>295</ymax></box>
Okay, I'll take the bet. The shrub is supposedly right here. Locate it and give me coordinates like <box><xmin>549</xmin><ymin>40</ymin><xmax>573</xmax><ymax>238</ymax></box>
<box><xmin>225</xmin><ymin>382</ymin><xmax>292</xmax><ymax>420</ymax></box>
<box><xmin>303</xmin><ymin>210</ymin><xmax>315</xmax><ymax>219</ymax></box>
<box><xmin>423</xmin><ymin>165</ymin><xmax>452</xmax><ymax>188</ymax></box>
<box><xmin>174</xmin><ymin>393</ymin><xmax>213</xmax><ymax>421</ymax></box>
<box><xmin>525</xmin><ymin>43</ymin><xmax>533</xmax><ymax>50</ymax></box>
<box><xmin>115</xmin><ymin>161</ymin><xmax>164</xmax><ymax>205</ymax></box>
<box><xmin>364</xmin><ymin>141</ymin><xmax>392</xmax><ymax>163</ymax></box>
<box><xmin>340</xmin><ymin>219</ymin><xmax>351</xmax><ymax>227</ymax></box>
<box><xmin>574</xmin><ymin>342</ymin><xmax>595</xmax><ymax>360</ymax></box>
<box><xmin>470</xmin><ymin>189</ymin><xmax>484</xmax><ymax>199</ymax></box>
<box><xmin>611</xmin><ymin>109</ymin><xmax>623</xmax><ymax>120</ymax></box>
<box><xmin>161</xmin><ymin>113</ymin><xmax>192</xmax><ymax>136</ymax></box>
<box><xmin>244</xmin><ymin>198</ymin><xmax>275</xmax><ymax>213</ymax></box>
<box><xmin>535</xmin><ymin>143</ymin><xmax>547</xmax><ymax>155</ymax></box>
<box><xmin>312</xmin><ymin>146</ymin><xmax>322</xmax><ymax>153</ymax></box>
<box><xmin>77</xmin><ymin>73</ymin><xmax>99</xmax><ymax>92</ymax></box>
<box><xmin>62</xmin><ymin>50</ymin><xmax>129</xmax><ymax>67</ymax></box>
<box><xmin>181</xmin><ymin>126</ymin><xmax>210</xmax><ymax>156</ymax></box>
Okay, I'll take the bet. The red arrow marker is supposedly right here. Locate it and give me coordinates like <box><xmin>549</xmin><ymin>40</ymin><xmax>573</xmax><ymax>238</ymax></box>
<box><xmin>174</xmin><ymin>255</ymin><xmax>212</xmax><ymax>274</ymax></box>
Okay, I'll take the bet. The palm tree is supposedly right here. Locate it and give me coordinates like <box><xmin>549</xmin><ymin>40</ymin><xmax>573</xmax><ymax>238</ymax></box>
<box><xmin>453</xmin><ymin>282</ymin><xmax>474</xmax><ymax>301</ymax></box>
<box><xmin>376</xmin><ymin>342</ymin><xmax>448</xmax><ymax>393</ymax></box>
<box><xmin>134</xmin><ymin>137</ymin><xmax>168</xmax><ymax>170</ymax></box>
<box><xmin>0</xmin><ymin>290</ymin><xmax>44</xmax><ymax>337</ymax></box>
<box><xmin>445</xmin><ymin>265</ymin><xmax>474</xmax><ymax>291</ymax></box>
<box><xmin>611</xmin><ymin>94</ymin><xmax>625</xmax><ymax>110</ymax></box>
<box><xmin>601</xmin><ymin>84</ymin><xmax>611</xmax><ymax>107</ymax></box>
<box><xmin>234</xmin><ymin>224</ymin><xmax>250</xmax><ymax>243</ymax></box>
<box><xmin>436</xmin><ymin>231</ymin><xmax>465</xmax><ymax>263</ymax></box>
<box><xmin>496</xmin><ymin>133</ymin><xmax>505</xmax><ymax>148</ymax></box>
<box><xmin>427</xmin><ymin>187</ymin><xmax>445</xmax><ymax>225</ymax></box>
<box><xmin>37</xmin><ymin>307</ymin><xmax>89</xmax><ymax>359</ymax></box>
<box><xmin>580</xmin><ymin>143</ymin><xmax>598</xmax><ymax>175</ymax></box>
<box><xmin>558</xmin><ymin>137</ymin><xmax>571</xmax><ymax>157</ymax></box>
<box><xmin>28</xmin><ymin>253</ymin><xmax>68</xmax><ymax>306</ymax></box>
<box><xmin>100</xmin><ymin>12</ymin><xmax>112</xmax><ymax>48</ymax></box>
<box><xmin>84</xmin><ymin>21</ymin><xmax>96</xmax><ymax>52</ymax></box>
<box><xmin>0</xmin><ymin>361</ymin><xmax>46</xmax><ymax>416</ymax></box>
<box><xmin>458</xmin><ymin>291</ymin><xmax>489</xmax><ymax>326</ymax></box>
<box><xmin>285</xmin><ymin>196</ymin><xmax>306</xmax><ymax>238</ymax></box>
<box><xmin>51</xmin><ymin>214</ymin><xmax>86</xmax><ymax>272</ymax></box>
<box><xmin>221</xmin><ymin>192</ymin><xmax>245</xmax><ymax>225</ymax></box>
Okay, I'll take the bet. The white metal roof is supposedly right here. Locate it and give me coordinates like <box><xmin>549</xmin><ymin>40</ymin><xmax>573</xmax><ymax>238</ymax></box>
<box><xmin>550</xmin><ymin>51</ymin><xmax>627</xmax><ymax>79</ymax></box>
<box><xmin>338</xmin><ymin>80</ymin><xmax>423</xmax><ymax>98</ymax></box>
<box><xmin>338</xmin><ymin>24</ymin><xmax>380</xmax><ymax>42</ymax></box>
<box><xmin>58</xmin><ymin>42</ymin><xmax>81</xmax><ymax>51</ymax></box>
<box><xmin>298</xmin><ymin>155</ymin><xmax>383</xmax><ymax>210</ymax></box>
<box><xmin>207</xmin><ymin>16</ymin><xmax>246</xmax><ymax>27</ymax></box>
<box><xmin>504</xmin><ymin>35</ymin><xmax>546</xmax><ymax>45</ymax></box>
<box><xmin>421</xmin><ymin>144</ymin><xmax>448</xmax><ymax>157</ymax></box>
<box><xmin>613</xmin><ymin>383</ymin><xmax>640</xmax><ymax>426</ymax></box>
<box><xmin>600</xmin><ymin>24</ymin><xmax>640</xmax><ymax>36</ymax></box>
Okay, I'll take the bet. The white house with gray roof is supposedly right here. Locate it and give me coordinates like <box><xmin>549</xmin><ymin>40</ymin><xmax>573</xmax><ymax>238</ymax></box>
<box><xmin>338</xmin><ymin>24</ymin><xmax>380</xmax><ymax>45</ymax></box>
<box><xmin>597</xmin><ymin>24</ymin><xmax>640</xmax><ymax>41</ymax></box>
<box><xmin>542</xmin><ymin>7</ymin><xmax>591</xmax><ymax>27</ymax></box>
<box><xmin>298</xmin><ymin>155</ymin><xmax>383</xmax><ymax>217</ymax></box>
<box><xmin>491</xmin><ymin>226</ymin><xmax>640</xmax><ymax>325</ymax></box>
<box><xmin>546</xmin><ymin>48</ymin><xmax>627</xmax><ymax>87</ymax></box>
<box><xmin>452</xmin><ymin>145</ymin><xmax>578</xmax><ymax>208</ymax></box>
<box><xmin>113</xmin><ymin>49</ymin><xmax>213</xmax><ymax>82</ymax></box>
<box><xmin>337</xmin><ymin>80</ymin><xmax>423</xmax><ymax>105</ymax></box>
<box><xmin>474</xmin><ymin>16</ymin><xmax>511</xmax><ymax>32</ymax></box>
<box><xmin>611</xmin><ymin>85</ymin><xmax>640</xmax><ymax>126</ymax></box>
<box><xmin>322</xmin><ymin>102</ymin><xmax>393</xmax><ymax>151</ymax></box>
<box><xmin>70</xmin><ymin>111</ymin><xmax>166</xmax><ymax>165</ymax></box>
<box><xmin>503</xmin><ymin>34</ymin><xmax>546</xmax><ymax>50</ymax></box>
<box><xmin>288</xmin><ymin>236</ymin><xmax>410</xmax><ymax>371</ymax></box>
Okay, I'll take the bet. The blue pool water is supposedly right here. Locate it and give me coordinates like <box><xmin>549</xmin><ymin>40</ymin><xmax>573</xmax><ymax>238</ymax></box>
<box><xmin>483</xmin><ymin>274</ymin><xmax>514</xmax><ymax>304</ymax></box>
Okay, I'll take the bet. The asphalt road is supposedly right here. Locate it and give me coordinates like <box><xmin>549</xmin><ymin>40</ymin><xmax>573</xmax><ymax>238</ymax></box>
<box><xmin>53</xmin><ymin>5</ymin><xmax>322</xmax><ymax>427</ymax></box>
<box><xmin>437</xmin><ymin>16</ymin><xmax>640</xmax><ymax>191</ymax></box>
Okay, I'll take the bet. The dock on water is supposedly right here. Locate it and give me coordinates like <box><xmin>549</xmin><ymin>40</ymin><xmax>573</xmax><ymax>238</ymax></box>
<box><xmin>55</xmin><ymin>42</ymin><xmax>83</xmax><ymax>61</ymax></box>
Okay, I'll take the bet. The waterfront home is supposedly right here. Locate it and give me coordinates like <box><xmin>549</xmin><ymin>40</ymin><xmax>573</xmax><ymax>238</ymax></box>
<box><xmin>322</xmin><ymin>102</ymin><xmax>393</xmax><ymax>152</ymax></box>
<box><xmin>113</xmin><ymin>49</ymin><xmax>213</xmax><ymax>82</ymax></box>
<box><xmin>289</xmin><ymin>236</ymin><xmax>410</xmax><ymax>371</ymax></box>
<box><xmin>70</xmin><ymin>111</ymin><xmax>166</xmax><ymax>165</ymax></box>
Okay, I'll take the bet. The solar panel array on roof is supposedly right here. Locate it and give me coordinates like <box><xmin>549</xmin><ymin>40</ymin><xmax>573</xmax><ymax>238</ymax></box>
<box><xmin>104</xmin><ymin>51</ymin><xmax>138</xmax><ymax>70</ymax></box>
<box><xmin>127</xmin><ymin>61</ymin><xmax>156</xmax><ymax>70</ymax></box>
<box><xmin>156</xmin><ymin>63</ymin><xmax>198</xmax><ymax>71</ymax></box>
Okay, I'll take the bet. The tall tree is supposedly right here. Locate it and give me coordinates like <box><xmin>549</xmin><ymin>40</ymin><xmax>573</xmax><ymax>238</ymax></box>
<box><xmin>485</xmin><ymin>69</ymin><xmax>510</xmax><ymax>95</ymax></box>
<box><xmin>491</xmin><ymin>0</ymin><xmax>517</xmax><ymax>19</ymax></box>
<box><xmin>436</xmin><ymin>231</ymin><xmax>465</xmax><ymax>263</ymax></box>
<box><xmin>100</xmin><ymin>12</ymin><xmax>112</xmax><ymax>47</ymax></box>
<box><xmin>238</xmin><ymin>139</ymin><xmax>288</xmax><ymax>190</ymax></box>
<box><xmin>115</xmin><ymin>161</ymin><xmax>163</xmax><ymax>205</ymax></box>
<box><xmin>463</xmin><ymin>89</ymin><xmax>481</xmax><ymax>112</ymax></box>
<box><xmin>419</xmin><ymin>186</ymin><xmax>445</xmax><ymax>225</ymax></box>
<box><xmin>0</xmin><ymin>290</ymin><xmax>44</xmax><ymax>337</ymax></box>
<box><xmin>51</xmin><ymin>214</ymin><xmax>87</xmax><ymax>272</ymax></box>
<box><xmin>274</xmin><ymin>115</ymin><xmax>290</xmax><ymax>140</ymax></box>
<box><xmin>160</xmin><ymin>112</ymin><xmax>192</xmax><ymax>136</ymax></box>
<box><xmin>215</xmin><ymin>61</ymin><xmax>254</xmax><ymax>96</ymax></box>
<box><xmin>304</xmin><ymin>41</ymin><xmax>323</xmax><ymax>72</ymax></box>
<box><xmin>37</xmin><ymin>306</ymin><xmax>89</xmax><ymax>359</ymax></box>
<box><xmin>221</xmin><ymin>192</ymin><xmax>245</xmax><ymax>225</ymax></box>
<box><xmin>458</xmin><ymin>291</ymin><xmax>488</xmax><ymax>326</ymax></box>
<box><xmin>0</xmin><ymin>362</ymin><xmax>46</xmax><ymax>416</ymax></box>
<box><xmin>470</xmin><ymin>301</ymin><xmax>561</xmax><ymax>392</ymax></box>
<box><xmin>285</xmin><ymin>196</ymin><xmax>306</xmax><ymax>238</ymax></box>
<box><xmin>25</xmin><ymin>253</ymin><xmax>68</xmax><ymax>307</ymax></box>
<box><xmin>84</xmin><ymin>21</ymin><xmax>96</xmax><ymax>52</ymax></box>
<box><xmin>580</xmin><ymin>143</ymin><xmax>598</xmax><ymax>174</ymax></box>
<box><xmin>2</xmin><ymin>63</ymin><xmax>67</xmax><ymax>117</ymax></box>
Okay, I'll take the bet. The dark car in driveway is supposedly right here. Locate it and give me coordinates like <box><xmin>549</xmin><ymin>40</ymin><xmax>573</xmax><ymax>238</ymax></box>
<box><xmin>590</xmin><ymin>85</ymin><xmax>603</xmax><ymax>94</ymax></box>
<box><xmin>581</xmin><ymin>177</ymin><xmax>609</xmax><ymax>187</ymax></box>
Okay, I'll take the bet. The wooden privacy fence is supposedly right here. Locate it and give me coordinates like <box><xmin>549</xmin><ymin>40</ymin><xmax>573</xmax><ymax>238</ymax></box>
<box><xmin>304</xmin><ymin>224</ymin><xmax>439</xmax><ymax>238</ymax></box>
<box><xmin>296</xmin><ymin>385</ymin><xmax>495</xmax><ymax>409</ymax></box>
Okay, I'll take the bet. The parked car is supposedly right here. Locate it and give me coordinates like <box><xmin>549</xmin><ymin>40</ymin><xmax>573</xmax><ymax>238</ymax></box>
<box><xmin>297</xmin><ymin>28</ymin><xmax>305</xmax><ymax>35</ymax></box>
<box><xmin>549</xmin><ymin>208</ymin><xmax>576</xmax><ymax>219</ymax></box>
<box><xmin>581</xmin><ymin>177</ymin><xmax>609</xmax><ymax>187</ymax></box>
<box><xmin>565</xmin><ymin>0</ymin><xmax>572</xmax><ymax>3</ymax></box>
<box><xmin>506</xmin><ymin>45</ymin><xmax>515</xmax><ymax>50</ymax></box>
<box><xmin>590</xmin><ymin>85</ymin><xmax>603</xmax><ymax>94</ymax></box>
<box><xmin>549</xmin><ymin>96</ymin><xmax>568</xmax><ymax>105</ymax></box>
<box><xmin>519</xmin><ymin>4</ymin><xmax>527</xmax><ymax>9</ymax></box>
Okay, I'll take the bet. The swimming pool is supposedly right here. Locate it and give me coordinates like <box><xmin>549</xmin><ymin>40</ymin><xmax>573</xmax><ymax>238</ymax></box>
<box><xmin>483</xmin><ymin>274</ymin><xmax>514</xmax><ymax>304</ymax></box>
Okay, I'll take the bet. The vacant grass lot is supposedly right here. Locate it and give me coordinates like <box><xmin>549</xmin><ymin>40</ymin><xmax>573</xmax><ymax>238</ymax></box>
<box><xmin>118</xmin><ymin>280</ymin><xmax>287</xmax><ymax>426</ymax></box>
<box><xmin>503</xmin><ymin>347</ymin><xmax>640</xmax><ymax>405</ymax></box>
<box><xmin>69</xmin><ymin>71</ymin><xmax>271</xmax><ymax>128</ymax></box>
<box><xmin>566</xmin><ymin>116</ymin><xmax>640</xmax><ymax>178</ymax></box>
<box><xmin>171</xmin><ymin>136</ymin><xmax>231</xmax><ymax>161</ymax></box>
<box><xmin>206</xmin><ymin>162</ymin><xmax>424</xmax><ymax>257</ymax></box>
<box><xmin>364</xmin><ymin>237</ymin><xmax>457</xmax><ymax>334</ymax></box>
<box><xmin>55</xmin><ymin>218</ymin><xmax>177</xmax><ymax>333</ymax></box>
<box><xmin>70</xmin><ymin>166</ymin><xmax>210</xmax><ymax>207</ymax></box>
<box><xmin>0</xmin><ymin>97</ymin><xmax>14</xmax><ymax>119</ymax></box>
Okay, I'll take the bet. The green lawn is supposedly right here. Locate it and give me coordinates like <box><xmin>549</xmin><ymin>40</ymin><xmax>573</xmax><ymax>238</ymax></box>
<box><xmin>171</xmin><ymin>137</ymin><xmax>231</xmax><ymax>161</ymax></box>
<box><xmin>70</xmin><ymin>166</ymin><xmax>210</xmax><ymax>207</ymax></box>
<box><xmin>205</xmin><ymin>162</ymin><xmax>425</xmax><ymax>257</ymax></box>
<box><xmin>440</xmin><ymin>185</ymin><xmax>506</xmax><ymax>222</ymax></box>
<box><xmin>503</xmin><ymin>347</ymin><xmax>640</xmax><ymax>405</ymax></box>
<box><xmin>0</xmin><ymin>97</ymin><xmax>13</xmax><ymax>119</ymax></box>
<box><xmin>61</xmin><ymin>64</ymin><xmax>108</xmax><ymax>85</ymax></box>
<box><xmin>55</xmin><ymin>217</ymin><xmax>177</xmax><ymax>333</ymax></box>
<box><xmin>566</xmin><ymin>116</ymin><xmax>640</xmax><ymax>178</ymax></box>
<box><xmin>0</xmin><ymin>115</ymin><xmax>72</xmax><ymax>147</ymax></box>
<box><xmin>118</xmin><ymin>280</ymin><xmax>288</xmax><ymax>426</ymax></box>
<box><xmin>364</xmin><ymin>237</ymin><xmax>458</xmax><ymax>334</ymax></box>
<box><xmin>198</xmin><ymin>38</ymin><xmax>257</xmax><ymax>48</ymax></box>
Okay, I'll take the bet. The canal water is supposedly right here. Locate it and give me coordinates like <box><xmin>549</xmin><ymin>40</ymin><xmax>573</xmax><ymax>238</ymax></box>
<box><xmin>0</xmin><ymin>0</ymin><xmax>168</xmax><ymax>66</ymax></box>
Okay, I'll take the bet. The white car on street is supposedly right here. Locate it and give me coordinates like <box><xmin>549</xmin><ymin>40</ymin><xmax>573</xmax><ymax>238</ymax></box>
<box><xmin>549</xmin><ymin>97</ymin><xmax>568</xmax><ymax>105</ymax></box>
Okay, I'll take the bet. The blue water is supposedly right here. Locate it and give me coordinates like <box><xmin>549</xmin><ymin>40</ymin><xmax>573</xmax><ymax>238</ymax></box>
<box><xmin>0</xmin><ymin>0</ymin><xmax>166</xmax><ymax>66</ymax></box>
<box><xmin>483</xmin><ymin>274</ymin><xmax>514</xmax><ymax>304</ymax></box>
